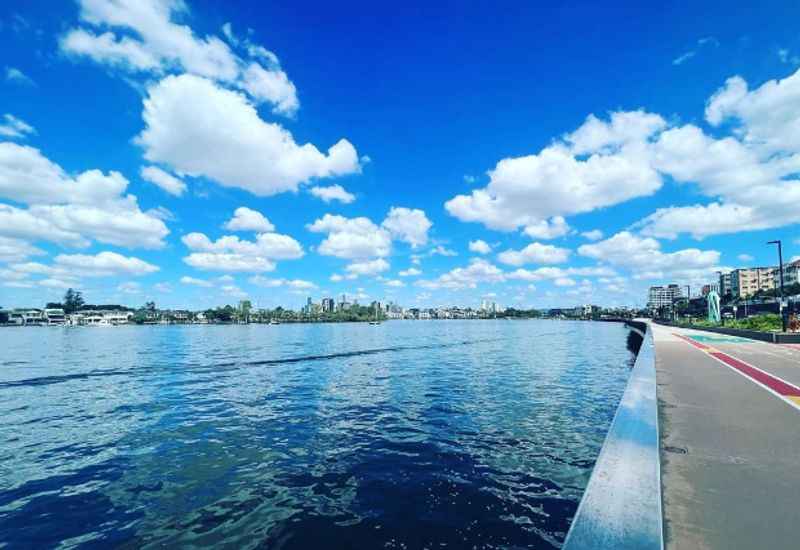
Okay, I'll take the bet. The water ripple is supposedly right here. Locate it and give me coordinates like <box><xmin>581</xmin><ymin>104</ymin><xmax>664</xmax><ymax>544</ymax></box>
<box><xmin>0</xmin><ymin>320</ymin><xmax>633</xmax><ymax>549</ymax></box>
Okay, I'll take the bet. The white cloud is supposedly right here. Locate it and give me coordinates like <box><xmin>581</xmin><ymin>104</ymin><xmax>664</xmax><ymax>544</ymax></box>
<box><xmin>672</xmin><ymin>51</ymin><xmax>696</xmax><ymax>66</ymax></box>
<box><xmin>223</xmin><ymin>207</ymin><xmax>275</xmax><ymax>232</ymax></box>
<box><xmin>505</xmin><ymin>265</ymin><xmax>616</xmax><ymax>282</ymax></box>
<box><xmin>140</xmin><ymin>165</ymin><xmax>186</xmax><ymax>196</ymax></box>
<box><xmin>181</xmin><ymin>230</ymin><xmax>303</xmax><ymax>273</ymax></box>
<box><xmin>636</xmin><ymin>122</ymin><xmax>800</xmax><ymax>239</ymax></box>
<box><xmin>497</xmin><ymin>242</ymin><xmax>571</xmax><ymax>266</ymax></box>
<box><xmin>0</xmin><ymin>237</ymin><xmax>45</xmax><ymax>263</ymax></box>
<box><xmin>117</xmin><ymin>281</ymin><xmax>142</xmax><ymax>294</ymax></box>
<box><xmin>737</xmin><ymin>254</ymin><xmax>754</xmax><ymax>263</ymax></box>
<box><xmin>240</xmin><ymin>63</ymin><xmax>298</xmax><ymax>116</ymax></box>
<box><xmin>0</xmin><ymin>114</ymin><xmax>35</xmax><ymax>139</ymax></box>
<box><xmin>221</xmin><ymin>284</ymin><xmax>247</xmax><ymax>298</ymax></box>
<box><xmin>180</xmin><ymin>275</ymin><xmax>212</xmax><ymax>287</ymax></box>
<box><xmin>522</xmin><ymin>216</ymin><xmax>571</xmax><ymax>240</ymax></box>
<box><xmin>55</xmin><ymin>251</ymin><xmax>160</xmax><ymax>276</ymax></box>
<box><xmin>417</xmin><ymin>258</ymin><xmax>505</xmax><ymax>290</ymax></box>
<box><xmin>554</xmin><ymin>277</ymin><xmax>576</xmax><ymax>287</ymax></box>
<box><xmin>705</xmin><ymin>70</ymin><xmax>800</xmax><ymax>154</ymax></box>
<box><xmin>309</xmin><ymin>184</ymin><xmax>356</xmax><ymax>204</ymax></box>
<box><xmin>5</xmin><ymin>67</ymin><xmax>35</xmax><ymax>86</ymax></box>
<box><xmin>38</xmin><ymin>278</ymin><xmax>74</xmax><ymax>289</ymax></box>
<box><xmin>578</xmin><ymin>231</ymin><xmax>720</xmax><ymax>281</ymax></box>
<box><xmin>381</xmin><ymin>207</ymin><xmax>432</xmax><ymax>248</ymax></box>
<box><xmin>581</xmin><ymin>229</ymin><xmax>603</xmax><ymax>241</ymax></box>
<box><xmin>60</xmin><ymin>0</ymin><xmax>298</xmax><ymax>115</ymax></box>
<box><xmin>0</xmin><ymin>143</ymin><xmax>169</xmax><ymax>249</ymax></box>
<box><xmin>345</xmin><ymin>258</ymin><xmax>390</xmax><ymax>277</ymax></box>
<box><xmin>307</xmin><ymin>214</ymin><xmax>392</xmax><ymax>259</ymax></box>
<box><xmin>154</xmin><ymin>282</ymin><xmax>172</xmax><ymax>293</ymax></box>
<box><xmin>468</xmin><ymin>239</ymin><xmax>492</xmax><ymax>254</ymax></box>
<box><xmin>186</xmin><ymin>253</ymin><xmax>275</xmax><ymax>272</ymax></box>
<box><xmin>445</xmin><ymin>111</ymin><xmax>664</xmax><ymax>231</ymax></box>
<box><xmin>330</xmin><ymin>274</ymin><xmax>344</xmax><ymax>282</ymax></box>
<box><xmin>136</xmin><ymin>74</ymin><xmax>359</xmax><ymax>197</ymax></box>
<box><xmin>248</xmin><ymin>275</ymin><xmax>316</xmax><ymax>289</ymax></box>
<box><xmin>399</xmin><ymin>267</ymin><xmax>422</xmax><ymax>277</ymax></box>
<box><xmin>385</xmin><ymin>279</ymin><xmax>405</xmax><ymax>287</ymax></box>
<box><xmin>429</xmin><ymin>245</ymin><xmax>457</xmax><ymax>257</ymax></box>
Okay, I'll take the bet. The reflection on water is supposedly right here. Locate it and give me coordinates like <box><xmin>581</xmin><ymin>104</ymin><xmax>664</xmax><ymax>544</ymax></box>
<box><xmin>0</xmin><ymin>320</ymin><xmax>633</xmax><ymax>548</ymax></box>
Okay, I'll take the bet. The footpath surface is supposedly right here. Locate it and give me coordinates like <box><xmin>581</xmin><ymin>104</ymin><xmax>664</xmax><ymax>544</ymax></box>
<box><xmin>651</xmin><ymin>323</ymin><xmax>800</xmax><ymax>550</ymax></box>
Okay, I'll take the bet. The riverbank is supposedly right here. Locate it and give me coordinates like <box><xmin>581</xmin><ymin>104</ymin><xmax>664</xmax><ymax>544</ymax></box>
<box><xmin>564</xmin><ymin>320</ymin><xmax>662</xmax><ymax>549</ymax></box>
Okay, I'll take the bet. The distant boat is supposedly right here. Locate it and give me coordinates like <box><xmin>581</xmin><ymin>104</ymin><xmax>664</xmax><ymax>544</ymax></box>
<box><xmin>269</xmin><ymin>319</ymin><xmax>280</xmax><ymax>325</ymax></box>
<box><xmin>369</xmin><ymin>306</ymin><xmax>382</xmax><ymax>325</ymax></box>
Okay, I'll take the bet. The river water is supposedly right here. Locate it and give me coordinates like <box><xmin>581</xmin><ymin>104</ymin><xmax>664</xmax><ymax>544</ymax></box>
<box><xmin>0</xmin><ymin>320</ymin><xmax>634</xmax><ymax>548</ymax></box>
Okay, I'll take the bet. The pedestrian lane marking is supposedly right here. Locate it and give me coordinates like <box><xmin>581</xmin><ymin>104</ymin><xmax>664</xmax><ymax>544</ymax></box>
<box><xmin>673</xmin><ymin>333</ymin><xmax>800</xmax><ymax>413</ymax></box>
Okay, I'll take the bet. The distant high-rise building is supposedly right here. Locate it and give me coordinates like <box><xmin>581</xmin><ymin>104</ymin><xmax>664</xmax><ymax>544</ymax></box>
<box><xmin>322</xmin><ymin>298</ymin><xmax>334</xmax><ymax>313</ymax></box>
<box><xmin>719</xmin><ymin>272</ymin><xmax>732</xmax><ymax>298</ymax></box>
<box><xmin>647</xmin><ymin>285</ymin><xmax>682</xmax><ymax>310</ymax></box>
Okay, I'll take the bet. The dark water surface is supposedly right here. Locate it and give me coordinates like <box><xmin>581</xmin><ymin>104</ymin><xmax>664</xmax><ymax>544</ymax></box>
<box><xmin>0</xmin><ymin>320</ymin><xmax>633</xmax><ymax>548</ymax></box>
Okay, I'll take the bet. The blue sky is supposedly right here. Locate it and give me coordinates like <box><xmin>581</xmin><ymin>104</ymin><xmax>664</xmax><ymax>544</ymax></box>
<box><xmin>1</xmin><ymin>0</ymin><xmax>800</xmax><ymax>310</ymax></box>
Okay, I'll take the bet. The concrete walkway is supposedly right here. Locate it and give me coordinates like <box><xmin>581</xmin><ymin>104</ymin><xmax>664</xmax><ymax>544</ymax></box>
<box><xmin>651</xmin><ymin>323</ymin><xmax>800</xmax><ymax>550</ymax></box>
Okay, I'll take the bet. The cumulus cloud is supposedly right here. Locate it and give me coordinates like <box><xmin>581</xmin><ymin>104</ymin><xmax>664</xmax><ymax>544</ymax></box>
<box><xmin>581</xmin><ymin>229</ymin><xmax>603</xmax><ymax>241</ymax></box>
<box><xmin>181</xmin><ymin>230</ymin><xmax>303</xmax><ymax>272</ymax></box>
<box><xmin>578</xmin><ymin>231</ymin><xmax>720</xmax><ymax>281</ymax></box>
<box><xmin>309</xmin><ymin>184</ymin><xmax>356</xmax><ymax>204</ymax></box>
<box><xmin>381</xmin><ymin>207</ymin><xmax>432</xmax><ymax>248</ymax></box>
<box><xmin>385</xmin><ymin>279</ymin><xmax>405</xmax><ymax>287</ymax></box>
<box><xmin>447</xmin><ymin>69</ymin><xmax>800</xmax><ymax>241</ymax></box>
<box><xmin>468</xmin><ymin>239</ymin><xmax>491</xmax><ymax>254</ymax></box>
<box><xmin>307</xmin><ymin>214</ymin><xmax>392</xmax><ymax>259</ymax></box>
<box><xmin>249</xmin><ymin>275</ymin><xmax>316</xmax><ymax>289</ymax></box>
<box><xmin>55</xmin><ymin>251</ymin><xmax>160</xmax><ymax>276</ymax></box>
<box><xmin>417</xmin><ymin>259</ymin><xmax>505</xmax><ymax>290</ymax></box>
<box><xmin>554</xmin><ymin>277</ymin><xmax>576</xmax><ymax>287</ymax></box>
<box><xmin>505</xmin><ymin>265</ymin><xmax>616</xmax><ymax>282</ymax></box>
<box><xmin>445</xmin><ymin>110</ymin><xmax>664</xmax><ymax>231</ymax></box>
<box><xmin>522</xmin><ymin>216</ymin><xmax>571</xmax><ymax>240</ymax></box>
<box><xmin>180</xmin><ymin>276</ymin><xmax>212</xmax><ymax>287</ymax></box>
<box><xmin>136</xmin><ymin>74</ymin><xmax>360</xmax><ymax>197</ymax></box>
<box><xmin>636</xmin><ymin>121</ymin><xmax>800</xmax><ymax>238</ymax></box>
<box><xmin>399</xmin><ymin>267</ymin><xmax>422</xmax><ymax>277</ymax></box>
<box><xmin>59</xmin><ymin>0</ymin><xmax>298</xmax><ymax>115</ymax></box>
<box><xmin>0</xmin><ymin>114</ymin><xmax>36</xmax><ymax>139</ymax></box>
<box><xmin>223</xmin><ymin>207</ymin><xmax>275</xmax><ymax>232</ymax></box>
<box><xmin>0</xmin><ymin>236</ymin><xmax>45</xmax><ymax>263</ymax></box>
<box><xmin>497</xmin><ymin>242</ymin><xmax>571</xmax><ymax>266</ymax></box>
<box><xmin>0</xmin><ymin>143</ymin><xmax>169</xmax><ymax>249</ymax></box>
<box><xmin>345</xmin><ymin>258</ymin><xmax>390</xmax><ymax>277</ymax></box>
<box><xmin>140</xmin><ymin>165</ymin><xmax>186</xmax><ymax>196</ymax></box>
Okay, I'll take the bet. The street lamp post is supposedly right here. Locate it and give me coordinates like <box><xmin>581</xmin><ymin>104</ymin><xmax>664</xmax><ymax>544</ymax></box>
<box><xmin>768</xmin><ymin>240</ymin><xmax>788</xmax><ymax>333</ymax></box>
<box><xmin>716</xmin><ymin>271</ymin><xmax>725</xmax><ymax>326</ymax></box>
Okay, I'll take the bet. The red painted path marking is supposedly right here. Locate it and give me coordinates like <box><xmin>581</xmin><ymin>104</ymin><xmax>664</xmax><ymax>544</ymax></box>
<box><xmin>672</xmin><ymin>333</ymin><xmax>800</xmax><ymax>411</ymax></box>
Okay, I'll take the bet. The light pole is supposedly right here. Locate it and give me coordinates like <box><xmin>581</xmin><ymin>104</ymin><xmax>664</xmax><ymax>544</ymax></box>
<box><xmin>716</xmin><ymin>271</ymin><xmax>725</xmax><ymax>325</ymax></box>
<box><xmin>768</xmin><ymin>240</ymin><xmax>787</xmax><ymax>333</ymax></box>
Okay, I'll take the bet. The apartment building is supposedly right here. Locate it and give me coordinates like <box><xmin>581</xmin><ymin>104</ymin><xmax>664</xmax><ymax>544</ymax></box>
<box><xmin>729</xmin><ymin>267</ymin><xmax>776</xmax><ymax>299</ymax></box>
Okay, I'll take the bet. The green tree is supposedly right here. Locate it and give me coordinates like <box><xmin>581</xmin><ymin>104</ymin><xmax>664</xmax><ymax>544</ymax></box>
<box><xmin>63</xmin><ymin>288</ymin><xmax>85</xmax><ymax>314</ymax></box>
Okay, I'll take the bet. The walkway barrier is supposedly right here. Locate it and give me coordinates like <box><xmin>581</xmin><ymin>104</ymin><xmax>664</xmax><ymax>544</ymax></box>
<box><xmin>654</xmin><ymin>320</ymin><xmax>800</xmax><ymax>344</ymax></box>
<box><xmin>564</xmin><ymin>323</ymin><xmax>663</xmax><ymax>550</ymax></box>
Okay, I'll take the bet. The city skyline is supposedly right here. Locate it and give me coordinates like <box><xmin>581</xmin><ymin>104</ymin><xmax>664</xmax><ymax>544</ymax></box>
<box><xmin>2</xmin><ymin>1</ymin><xmax>800</xmax><ymax>311</ymax></box>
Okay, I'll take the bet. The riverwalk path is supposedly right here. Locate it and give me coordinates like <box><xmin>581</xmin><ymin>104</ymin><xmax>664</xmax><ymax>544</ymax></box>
<box><xmin>651</xmin><ymin>322</ymin><xmax>800</xmax><ymax>549</ymax></box>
